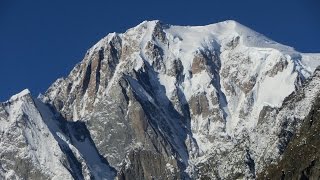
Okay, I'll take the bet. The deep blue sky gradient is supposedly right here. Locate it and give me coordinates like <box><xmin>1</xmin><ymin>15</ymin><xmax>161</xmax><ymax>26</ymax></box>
<box><xmin>1</xmin><ymin>0</ymin><xmax>319</xmax><ymax>101</ymax></box>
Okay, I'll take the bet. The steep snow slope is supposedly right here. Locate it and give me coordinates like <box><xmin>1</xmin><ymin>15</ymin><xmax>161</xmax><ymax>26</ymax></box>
<box><xmin>0</xmin><ymin>90</ymin><xmax>115</xmax><ymax>180</ymax></box>
<box><xmin>1</xmin><ymin>20</ymin><xmax>320</xmax><ymax>179</ymax></box>
<box><xmin>257</xmin><ymin>67</ymin><xmax>320</xmax><ymax>179</ymax></box>
<box><xmin>34</xmin><ymin>97</ymin><xmax>116</xmax><ymax>180</ymax></box>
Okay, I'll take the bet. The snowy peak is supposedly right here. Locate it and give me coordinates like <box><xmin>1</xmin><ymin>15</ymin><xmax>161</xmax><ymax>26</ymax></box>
<box><xmin>85</xmin><ymin>19</ymin><xmax>298</xmax><ymax>60</ymax></box>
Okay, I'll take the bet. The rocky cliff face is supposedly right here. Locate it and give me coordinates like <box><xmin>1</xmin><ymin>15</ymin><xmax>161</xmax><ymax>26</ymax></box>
<box><xmin>1</xmin><ymin>20</ymin><xmax>320</xmax><ymax>179</ymax></box>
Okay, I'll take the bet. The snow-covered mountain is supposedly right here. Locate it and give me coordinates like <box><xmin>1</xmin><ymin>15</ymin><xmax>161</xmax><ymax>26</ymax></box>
<box><xmin>1</xmin><ymin>20</ymin><xmax>320</xmax><ymax>179</ymax></box>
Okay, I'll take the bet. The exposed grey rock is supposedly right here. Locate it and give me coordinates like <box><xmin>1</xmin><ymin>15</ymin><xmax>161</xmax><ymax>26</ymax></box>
<box><xmin>265</xmin><ymin>56</ymin><xmax>288</xmax><ymax>77</ymax></box>
<box><xmin>117</xmin><ymin>150</ymin><xmax>181</xmax><ymax>180</ymax></box>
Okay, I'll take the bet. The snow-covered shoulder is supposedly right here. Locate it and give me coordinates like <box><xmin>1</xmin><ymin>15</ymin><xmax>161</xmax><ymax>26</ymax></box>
<box><xmin>8</xmin><ymin>89</ymin><xmax>31</xmax><ymax>102</ymax></box>
<box><xmin>164</xmin><ymin>20</ymin><xmax>296</xmax><ymax>54</ymax></box>
<box><xmin>301</xmin><ymin>53</ymin><xmax>320</xmax><ymax>73</ymax></box>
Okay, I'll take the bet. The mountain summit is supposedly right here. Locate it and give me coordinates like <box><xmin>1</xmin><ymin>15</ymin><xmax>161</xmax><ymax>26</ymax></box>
<box><xmin>1</xmin><ymin>20</ymin><xmax>320</xmax><ymax>179</ymax></box>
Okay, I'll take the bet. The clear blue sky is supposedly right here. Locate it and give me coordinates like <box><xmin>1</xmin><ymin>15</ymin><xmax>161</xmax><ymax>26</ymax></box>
<box><xmin>1</xmin><ymin>0</ymin><xmax>319</xmax><ymax>101</ymax></box>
